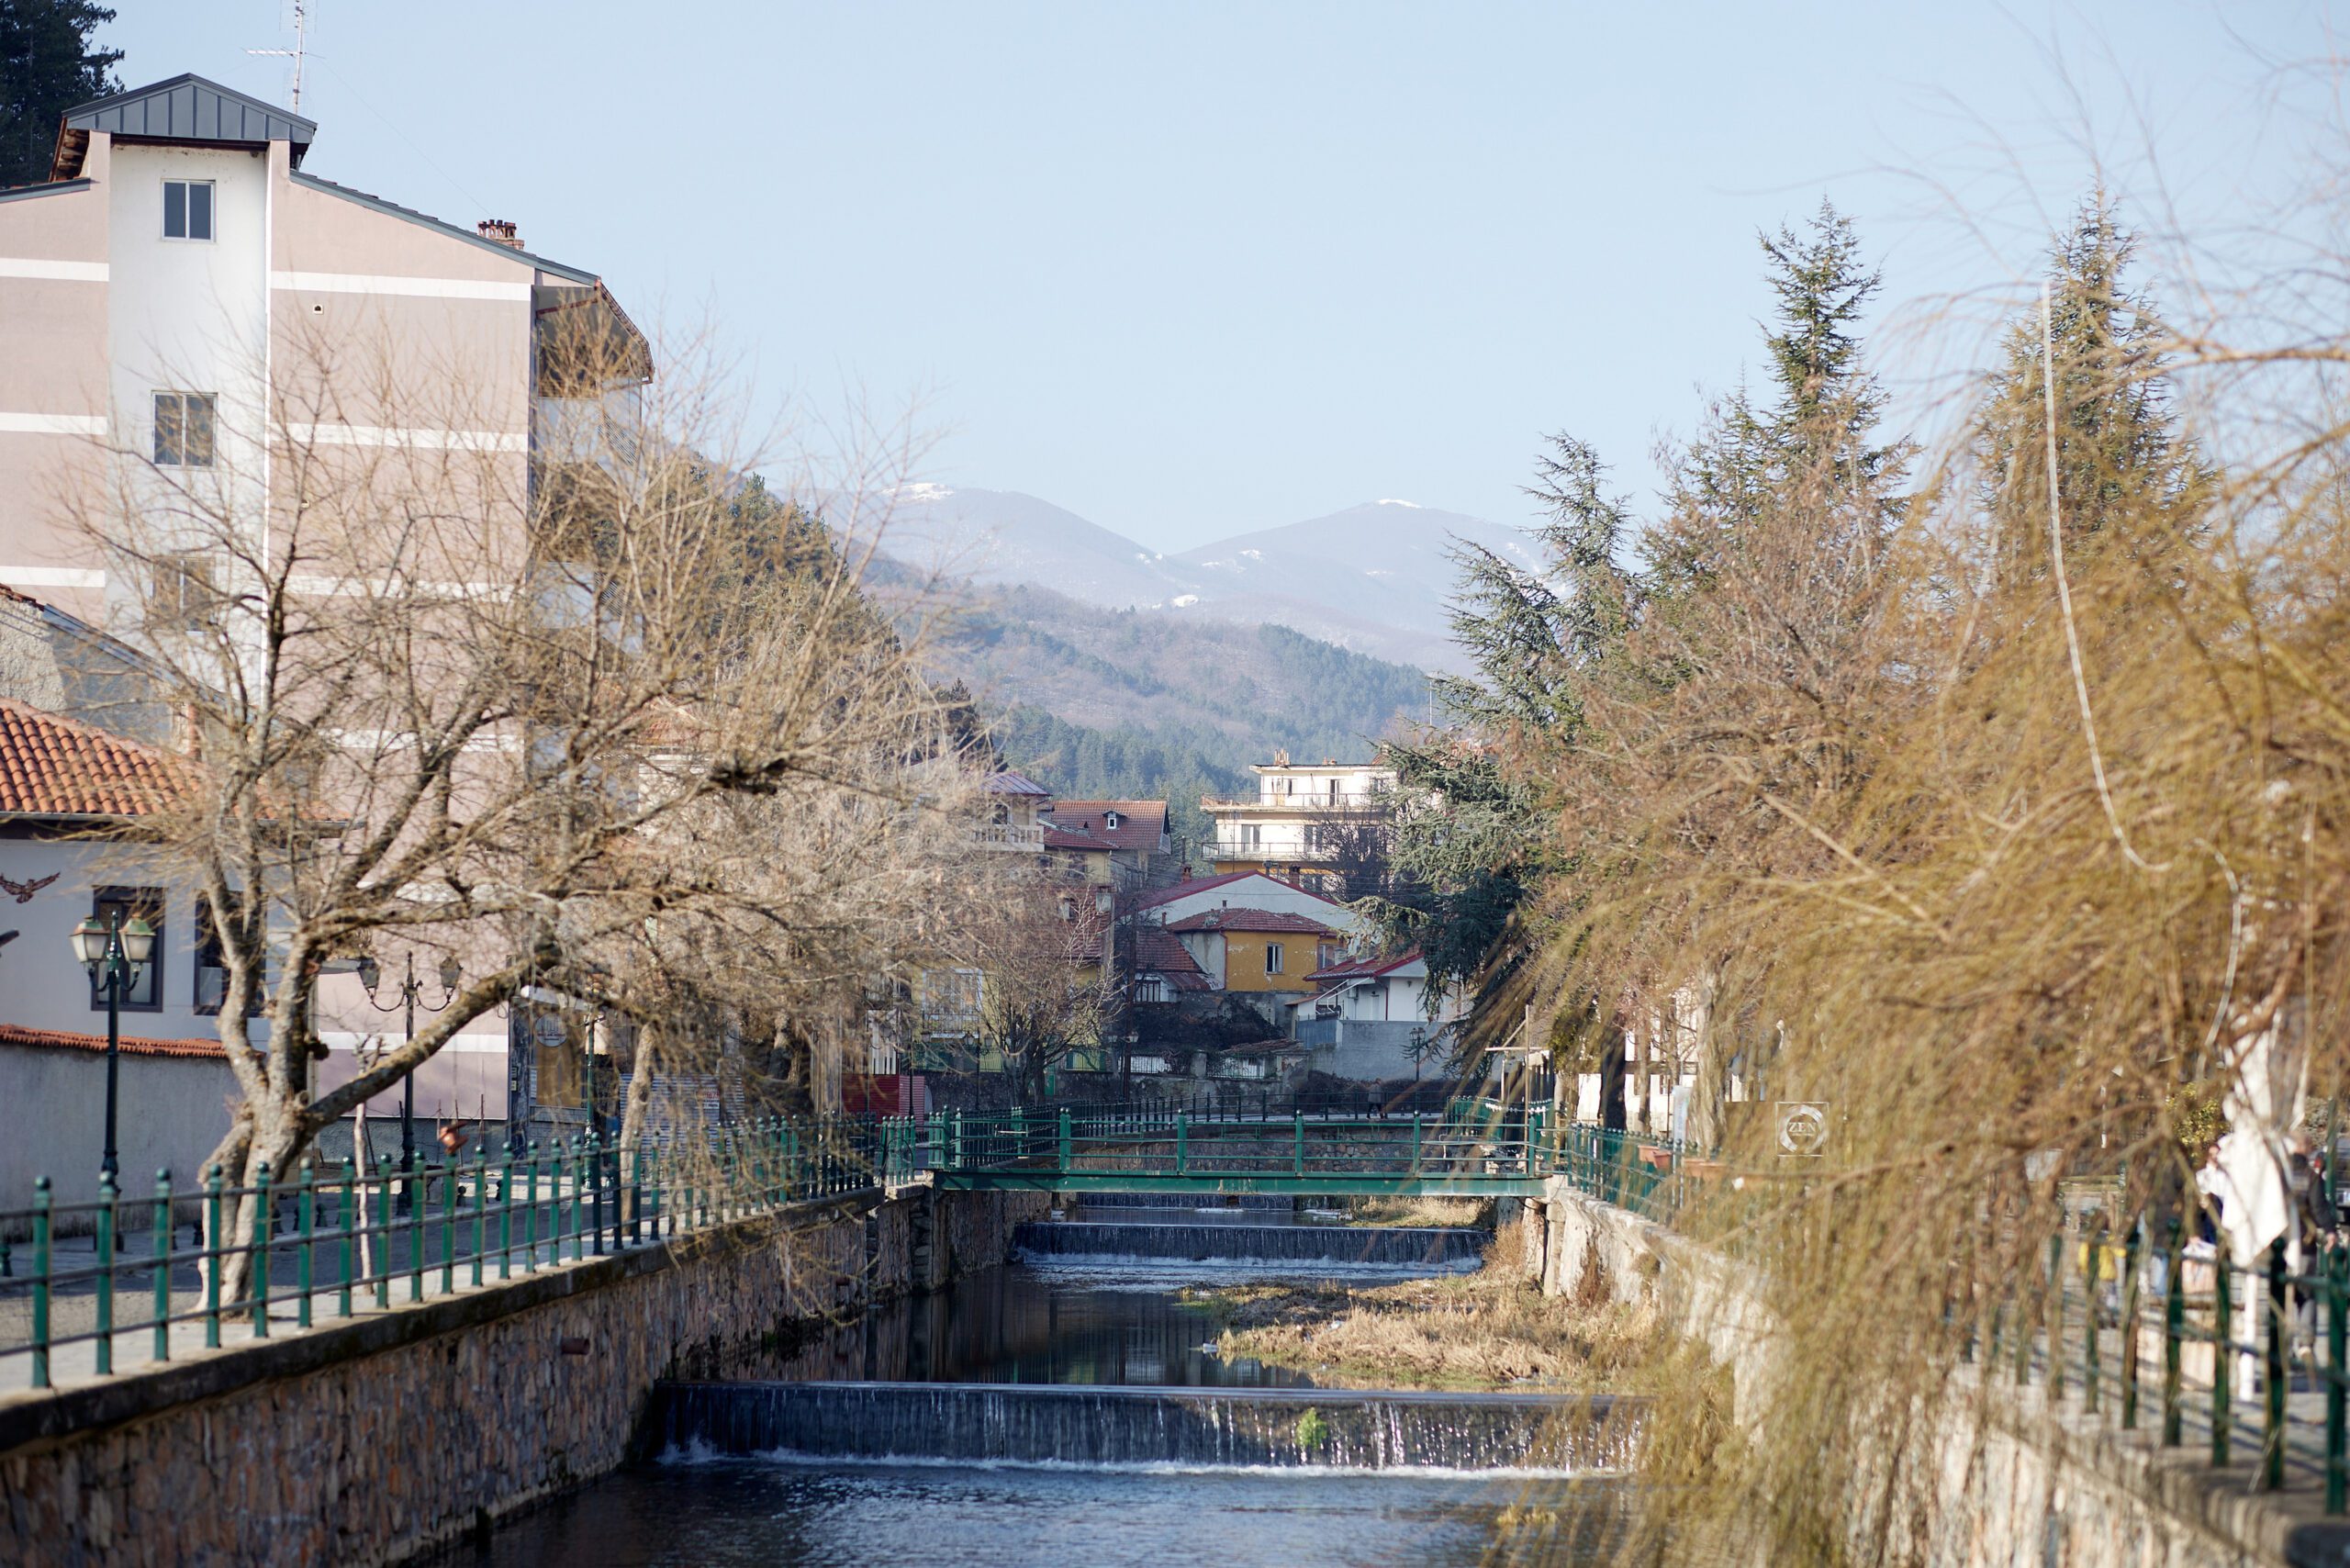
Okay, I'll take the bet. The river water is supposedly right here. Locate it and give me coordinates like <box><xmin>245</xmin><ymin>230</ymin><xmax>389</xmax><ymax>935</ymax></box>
<box><xmin>442</xmin><ymin>1214</ymin><xmax>1646</xmax><ymax>1568</ymax></box>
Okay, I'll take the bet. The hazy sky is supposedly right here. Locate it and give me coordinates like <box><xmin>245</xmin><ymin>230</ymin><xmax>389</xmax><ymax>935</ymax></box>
<box><xmin>103</xmin><ymin>3</ymin><xmax>2339</xmax><ymax>550</ymax></box>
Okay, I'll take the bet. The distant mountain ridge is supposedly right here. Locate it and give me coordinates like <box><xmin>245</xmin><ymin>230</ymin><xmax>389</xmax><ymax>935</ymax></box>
<box><xmin>878</xmin><ymin>486</ymin><xmax>1534</xmax><ymax>672</ymax></box>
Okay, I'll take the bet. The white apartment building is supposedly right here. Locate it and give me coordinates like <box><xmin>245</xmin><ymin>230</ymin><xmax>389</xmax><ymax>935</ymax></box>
<box><xmin>1203</xmin><ymin>755</ymin><xmax>1397</xmax><ymax>890</ymax></box>
<box><xmin>0</xmin><ymin>73</ymin><xmax>647</xmax><ymax>1137</ymax></box>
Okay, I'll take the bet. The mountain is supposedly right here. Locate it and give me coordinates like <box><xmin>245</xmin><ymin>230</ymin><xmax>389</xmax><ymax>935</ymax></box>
<box><xmin>875</xmin><ymin>566</ymin><xmax>1432</xmax><ymax>850</ymax></box>
<box><xmin>878</xmin><ymin>487</ymin><xmax>1534</xmax><ymax>672</ymax></box>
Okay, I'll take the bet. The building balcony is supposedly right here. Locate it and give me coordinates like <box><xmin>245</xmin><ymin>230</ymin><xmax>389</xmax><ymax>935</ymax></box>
<box><xmin>974</xmin><ymin>823</ymin><xmax>1046</xmax><ymax>851</ymax></box>
<box><xmin>1202</xmin><ymin>793</ymin><xmax>1390</xmax><ymax>813</ymax></box>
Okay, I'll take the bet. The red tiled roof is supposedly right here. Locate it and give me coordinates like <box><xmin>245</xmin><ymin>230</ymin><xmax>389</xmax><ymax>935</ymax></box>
<box><xmin>1044</xmin><ymin>825</ymin><xmax>1112</xmax><ymax>852</ymax></box>
<box><xmin>1044</xmin><ymin>800</ymin><xmax>1166</xmax><ymax>853</ymax></box>
<box><xmin>0</xmin><ymin>1023</ymin><xmax>228</xmax><ymax>1060</ymax></box>
<box><xmin>0</xmin><ymin>698</ymin><xmax>189</xmax><ymax>818</ymax></box>
<box><xmin>1305</xmin><ymin>948</ymin><xmax>1424</xmax><ymax>985</ymax></box>
<box><xmin>1162</xmin><ymin>908</ymin><xmax>1337</xmax><ymax>936</ymax></box>
<box><xmin>1135</xmin><ymin>927</ymin><xmax>1211</xmax><ymax>990</ymax></box>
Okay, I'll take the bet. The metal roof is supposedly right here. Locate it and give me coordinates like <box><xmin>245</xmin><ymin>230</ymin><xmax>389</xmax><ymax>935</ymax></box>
<box><xmin>55</xmin><ymin>74</ymin><xmax>316</xmax><ymax>177</ymax></box>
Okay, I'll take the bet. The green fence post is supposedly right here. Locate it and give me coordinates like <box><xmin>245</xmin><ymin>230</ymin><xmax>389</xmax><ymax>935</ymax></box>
<box><xmin>2121</xmin><ymin>1220</ymin><xmax>2142</xmax><ymax>1429</ymax></box>
<box><xmin>296</xmin><ymin>1160</ymin><xmax>315</xmax><ymax>1330</ymax></box>
<box><xmin>1176</xmin><ymin>1112</ymin><xmax>1188</xmax><ymax>1178</ymax></box>
<box><xmin>2215</xmin><ymin>1256</ymin><xmax>2233</xmax><ymax>1468</ymax></box>
<box><xmin>2322</xmin><ymin>1241</ymin><xmax>2340</xmax><ymax>1514</ymax></box>
<box><xmin>498</xmin><ymin>1147</ymin><xmax>515</xmax><ymax>1279</ymax></box>
<box><xmin>1293</xmin><ymin>1111</ymin><xmax>1305</xmax><ymax>1178</ymax></box>
<box><xmin>375</xmin><ymin>1157</ymin><xmax>396</xmax><ymax>1309</ymax></box>
<box><xmin>338</xmin><ymin>1160</ymin><xmax>355</xmax><ymax>1319</ymax></box>
<box><xmin>93</xmin><ymin>1170</ymin><xmax>116</xmax><ymax>1375</ymax></box>
<box><xmin>251</xmin><ymin>1161</ymin><xmax>274</xmax><ymax>1337</ymax></box>
<box><xmin>472</xmin><ymin>1147</ymin><xmax>487</xmax><ymax>1288</ymax></box>
<box><xmin>2329</xmin><ymin>1243</ymin><xmax>2347</xmax><ymax>1514</ymax></box>
<box><xmin>2046</xmin><ymin>1227</ymin><xmax>2064</xmax><ymax>1401</ymax></box>
<box><xmin>152</xmin><ymin>1168</ymin><xmax>173</xmax><ymax>1362</ymax></box>
<box><xmin>440</xmin><ymin>1148</ymin><xmax>459</xmax><ymax>1290</ymax></box>
<box><xmin>2165</xmin><ymin>1220</ymin><xmax>2184</xmax><ymax>1446</ymax></box>
<box><xmin>2266</xmin><ymin>1238</ymin><xmax>2287</xmax><ymax>1490</ymax></box>
<box><xmin>204</xmin><ymin>1163</ymin><xmax>224</xmax><ymax>1348</ymax></box>
<box><xmin>1058</xmin><ymin>1107</ymin><xmax>1071</xmax><ymax>1176</ymax></box>
<box><xmin>29</xmin><ymin>1177</ymin><xmax>50</xmax><ymax>1389</ymax></box>
<box><xmin>521</xmin><ymin>1145</ymin><xmax>539</xmax><ymax>1275</ymax></box>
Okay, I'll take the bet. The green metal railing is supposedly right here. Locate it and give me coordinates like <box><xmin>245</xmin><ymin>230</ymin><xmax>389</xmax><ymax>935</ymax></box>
<box><xmin>1</xmin><ymin>1115</ymin><xmax>919</xmax><ymax>1393</ymax></box>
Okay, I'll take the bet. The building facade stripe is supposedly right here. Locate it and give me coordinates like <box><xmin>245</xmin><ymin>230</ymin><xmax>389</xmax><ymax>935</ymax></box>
<box><xmin>0</xmin><ymin>412</ymin><xmax>107</xmax><ymax>435</ymax></box>
<box><xmin>284</xmin><ymin>420</ymin><xmax>528</xmax><ymax>453</ymax></box>
<box><xmin>268</xmin><ymin>269</ymin><xmax>532</xmax><ymax>301</ymax></box>
<box><xmin>0</xmin><ymin>258</ymin><xmax>107</xmax><ymax>282</ymax></box>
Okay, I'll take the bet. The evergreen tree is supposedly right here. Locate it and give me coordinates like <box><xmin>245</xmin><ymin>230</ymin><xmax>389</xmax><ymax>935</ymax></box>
<box><xmin>0</xmin><ymin>0</ymin><xmax>120</xmax><ymax>189</ymax></box>
<box><xmin>1975</xmin><ymin>197</ymin><xmax>2207</xmax><ymax>591</ymax></box>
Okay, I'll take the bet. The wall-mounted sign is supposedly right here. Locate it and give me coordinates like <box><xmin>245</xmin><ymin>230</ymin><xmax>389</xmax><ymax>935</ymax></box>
<box><xmin>1775</xmin><ymin>1101</ymin><xmax>1830</xmax><ymax>1158</ymax></box>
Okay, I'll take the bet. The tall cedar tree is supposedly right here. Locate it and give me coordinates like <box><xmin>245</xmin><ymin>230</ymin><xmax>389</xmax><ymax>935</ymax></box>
<box><xmin>1975</xmin><ymin>197</ymin><xmax>2209</xmax><ymax>592</ymax></box>
<box><xmin>1372</xmin><ymin>437</ymin><xmax>1639</xmax><ymax>1002</ymax></box>
<box><xmin>0</xmin><ymin>0</ymin><xmax>119</xmax><ymax>188</ymax></box>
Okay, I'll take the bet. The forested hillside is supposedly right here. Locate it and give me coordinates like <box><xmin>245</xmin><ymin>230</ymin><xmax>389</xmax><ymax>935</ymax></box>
<box><xmin>902</xmin><ymin>574</ymin><xmax>1433</xmax><ymax>852</ymax></box>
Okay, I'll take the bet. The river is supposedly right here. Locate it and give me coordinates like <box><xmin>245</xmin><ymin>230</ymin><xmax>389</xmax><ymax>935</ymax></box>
<box><xmin>437</xmin><ymin>1205</ymin><xmax>1647</xmax><ymax>1567</ymax></box>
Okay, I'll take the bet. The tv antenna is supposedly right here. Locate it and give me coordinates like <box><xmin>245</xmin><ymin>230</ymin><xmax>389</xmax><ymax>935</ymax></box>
<box><xmin>247</xmin><ymin>2</ymin><xmax>312</xmax><ymax>111</ymax></box>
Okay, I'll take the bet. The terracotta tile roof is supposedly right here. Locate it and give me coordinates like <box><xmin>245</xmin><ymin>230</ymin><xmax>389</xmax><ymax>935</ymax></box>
<box><xmin>1135</xmin><ymin>927</ymin><xmax>1212</xmax><ymax>990</ymax></box>
<box><xmin>1043</xmin><ymin>800</ymin><xmax>1166</xmax><ymax>854</ymax></box>
<box><xmin>1044</xmin><ymin>825</ymin><xmax>1112</xmax><ymax>852</ymax></box>
<box><xmin>1162</xmin><ymin>908</ymin><xmax>1338</xmax><ymax>936</ymax></box>
<box><xmin>0</xmin><ymin>698</ymin><xmax>189</xmax><ymax>818</ymax></box>
<box><xmin>0</xmin><ymin>1023</ymin><xmax>228</xmax><ymax>1060</ymax></box>
<box><xmin>1305</xmin><ymin>948</ymin><xmax>1424</xmax><ymax>985</ymax></box>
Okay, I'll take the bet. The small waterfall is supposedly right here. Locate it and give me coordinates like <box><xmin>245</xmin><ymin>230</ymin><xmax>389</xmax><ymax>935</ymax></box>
<box><xmin>652</xmin><ymin>1382</ymin><xmax>1640</xmax><ymax>1473</ymax></box>
<box><xmin>1016</xmin><ymin>1220</ymin><xmax>1487</xmax><ymax>1268</ymax></box>
<box><xmin>1072</xmin><ymin>1193</ymin><xmax>1294</xmax><ymax>1213</ymax></box>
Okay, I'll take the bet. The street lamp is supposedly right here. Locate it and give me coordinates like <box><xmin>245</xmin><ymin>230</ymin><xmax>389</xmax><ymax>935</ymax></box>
<box><xmin>72</xmin><ymin>911</ymin><xmax>156</xmax><ymax>1180</ymax></box>
<box><xmin>358</xmin><ymin>951</ymin><xmax>460</xmax><ymax>1204</ymax></box>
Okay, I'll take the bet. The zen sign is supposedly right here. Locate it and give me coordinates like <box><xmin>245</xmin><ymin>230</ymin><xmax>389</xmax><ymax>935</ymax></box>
<box><xmin>1775</xmin><ymin>1102</ymin><xmax>1830</xmax><ymax>1158</ymax></box>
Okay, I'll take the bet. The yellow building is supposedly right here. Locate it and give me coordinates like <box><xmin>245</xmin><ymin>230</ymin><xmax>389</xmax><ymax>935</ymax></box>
<box><xmin>1162</xmin><ymin>908</ymin><xmax>1346</xmax><ymax>997</ymax></box>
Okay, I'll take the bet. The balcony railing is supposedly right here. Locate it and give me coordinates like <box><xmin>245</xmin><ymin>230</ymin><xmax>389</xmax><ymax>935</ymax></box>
<box><xmin>974</xmin><ymin>823</ymin><xmax>1046</xmax><ymax>851</ymax></box>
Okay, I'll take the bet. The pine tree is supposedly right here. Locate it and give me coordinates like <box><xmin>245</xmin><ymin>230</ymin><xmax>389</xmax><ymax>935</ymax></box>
<box><xmin>0</xmin><ymin>0</ymin><xmax>121</xmax><ymax>189</ymax></box>
<box><xmin>1975</xmin><ymin>197</ymin><xmax>2207</xmax><ymax>591</ymax></box>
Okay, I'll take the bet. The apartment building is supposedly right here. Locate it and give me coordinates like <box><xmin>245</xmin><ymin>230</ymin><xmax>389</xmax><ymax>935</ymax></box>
<box><xmin>0</xmin><ymin>73</ymin><xmax>643</xmax><ymax>612</ymax></box>
<box><xmin>1202</xmin><ymin>754</ymin><xmax>1396</xmax><ymax>892</ymax></box>
<box><xmin>0</xmin><ymin>73</ymin><xmax>648</xmax><ymax>1137</ymax></box>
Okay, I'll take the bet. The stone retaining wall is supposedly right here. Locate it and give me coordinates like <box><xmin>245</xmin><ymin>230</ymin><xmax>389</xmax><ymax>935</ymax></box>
<box><xmin>0</xmin><ymin>1182</ymin><xmax>1045</xmax><ymax>1568</ymax></box>
<box><xmin>1517</xmin><ymin>1179</ymin><xmax>2350</xmax><ymax>1568</ymax></box>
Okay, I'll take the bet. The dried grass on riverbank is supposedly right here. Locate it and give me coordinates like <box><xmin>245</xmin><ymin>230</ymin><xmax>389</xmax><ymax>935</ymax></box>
<box><xmin>1307</xmin><ymin>1194</ymin><xmax>1494</xmax><ymax>1229</ymax></box>
<box><xmin>1182</xmin><ymin>1241</ymin><xmax>1666</xmax><ymax>1392</ymax></box>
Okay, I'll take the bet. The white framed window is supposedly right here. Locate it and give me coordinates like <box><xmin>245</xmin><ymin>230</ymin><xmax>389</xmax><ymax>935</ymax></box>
<box><xmin>1136</xmin><ymin>977</ymin><xmax>1169</xmax><ymax>1003</ymax></box>
<box><xmin>162</xmin><ymin>179</ymin><xmax>215</xmax><ymax>241</ymax></box>
<box><xmin>1264</xmin><ymin>943</ymin><xmax>1284</xmax><ymax>976</ymax></box>
<box><xmin>153</xmin><ymin>392</ymin><xmax>217</xmax><ymax>466</ymax></box>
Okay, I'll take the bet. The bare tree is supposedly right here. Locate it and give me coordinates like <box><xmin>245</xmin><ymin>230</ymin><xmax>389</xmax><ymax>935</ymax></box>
<box><xmin>64</xmin><ymin>314</ymin><xmax>972</xmax><ymax>1286</ymax></box>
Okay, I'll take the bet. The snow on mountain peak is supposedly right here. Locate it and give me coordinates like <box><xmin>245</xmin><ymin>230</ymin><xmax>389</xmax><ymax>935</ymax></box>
<box><xmin>1374</xmin><ymin>498</ymin><xmax>1421</xmax><ymax>508</ymax></box>
<box><xmin>896</xmin><ymin>482</ymin><xmax>957</xmax><ymax>501</ymax></box>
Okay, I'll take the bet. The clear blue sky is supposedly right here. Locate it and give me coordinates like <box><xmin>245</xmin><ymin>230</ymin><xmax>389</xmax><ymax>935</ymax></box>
<box><xmin>103</xmin><ymin>3</ymin><xmax>2336</xmax><ymax>551</ymax></box>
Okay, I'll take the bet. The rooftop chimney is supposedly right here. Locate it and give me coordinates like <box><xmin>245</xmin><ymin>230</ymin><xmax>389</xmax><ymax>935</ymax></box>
<box><xmin>477</xmin><ymin>218</ymin><xmax>522</xmax><ymax>249</ymax></box>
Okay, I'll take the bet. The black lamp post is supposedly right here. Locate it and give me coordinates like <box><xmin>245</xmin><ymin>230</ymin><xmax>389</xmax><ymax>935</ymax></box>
<box><xmin>358</xmin><ymin>951</ymin><xmax>460</xmax><ymax>1204</ymax></box>
<box><xmin>71</xmin><ymin>911</ymin><xmax>156</xmax><ymax>1180</ymax></box>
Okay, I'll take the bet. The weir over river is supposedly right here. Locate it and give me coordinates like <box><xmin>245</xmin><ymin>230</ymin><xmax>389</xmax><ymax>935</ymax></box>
<box><xmin>435</xmin><ymin>1196</ymin><xmax>1648</xmax><ymax>1568</ymax></box>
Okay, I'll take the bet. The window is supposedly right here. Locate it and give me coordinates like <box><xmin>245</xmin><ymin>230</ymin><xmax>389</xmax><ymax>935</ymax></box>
<box><xmin>151</xmin><ymin>553</ymin><xmax>222</xmax><ymax>631</ymax></box>
<box><xmin>162</xmin><ymin>179</ymin><xmax>214</xmax><ymax>241</ymax></box>
<box><xmin>1104</xmin><ymin>810</ymin><xmax>1121</xmax><ymax>830</ymax></box>
<box><xmin>920</xmin><ymin>968</ymin><xmax>982</xmax><ymax>1022</ymax></box>
<box><xmin>153</xmin><ymin>392</ymin><xmax>217</xmax><ymax>467</ymax></box>
<box><xmin>1264</xmin><ymin>942</ymin><xmax>1284</xmax><ymax>976</ymax></box>
<box><xmin>88</xmin><ymin>887</ymin><xmax>163</xmax><ymax>1012</ymax></box>
<box><xmin>1136</xmin><ymin>976</ymin><xmax>1169</xmax><ymax>1003</ymax></box>
<box><xmin>193</xmin><ymin>896</ymin><xmax>261</xmax><ymax>1016</ymax></box>
<box><xmin>1240</xmin><ymin>823</ymin><xmax>1263</xmax><ymax>849</ymax></box>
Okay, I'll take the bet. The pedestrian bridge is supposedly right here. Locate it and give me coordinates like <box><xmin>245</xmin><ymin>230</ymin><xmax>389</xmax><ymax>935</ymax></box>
<box><xmin>913</xmin><ymin>1104</ymin><xmax>1680</xmax><ymax>1201</ymax></box>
